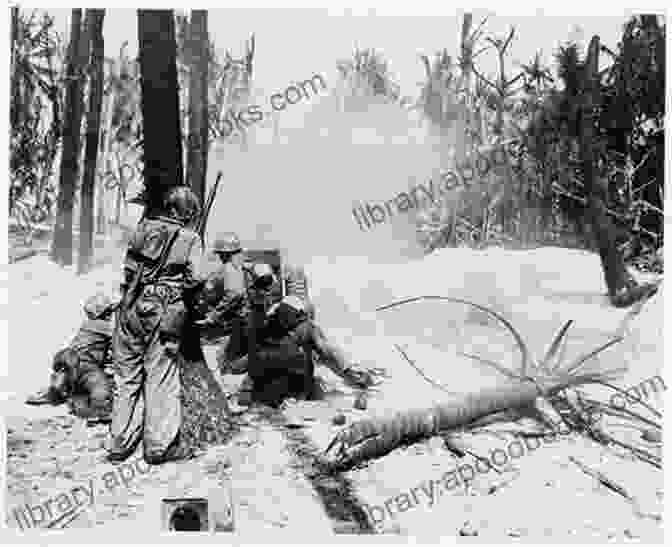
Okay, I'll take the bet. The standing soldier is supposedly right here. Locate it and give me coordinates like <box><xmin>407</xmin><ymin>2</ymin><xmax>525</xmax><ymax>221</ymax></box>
<box><xmin>107</xmin><ymin>186</ymin><xmax>205</xmax><ymax>464</ymax></box>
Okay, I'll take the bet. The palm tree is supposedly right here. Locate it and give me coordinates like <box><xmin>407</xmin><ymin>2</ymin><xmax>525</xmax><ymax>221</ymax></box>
<box><xmin>50</xmin><ymin>9</ymin><xmax>88</xmax><ymax>266</ymax></box>
<box><xmin>78</xmin><ymin>9</ymin><xmax>105</xmax><ymax>274</ymax></box>
<box><xmin>523</xmin><ymin>35</ymin><xmax>658</xmax><ymax>305</ymax></box>
<box><xmin>184</xmin><ymin>10</ymin><xmax>209</xmax><ymax>206</ymax></box>
<box><xmin>137</xmin><ymin>9</ymin><xmax>184</xmax><ymax>216</ymax></box>
<box><xmin>209</xmin><ymin>35</ymin><xmax>255</xmax><ymax>148</ymax></box>
<box><xmin>10</xmin><ymin>9</ymin><xmax>62</xmax><ymax>231</ymax></box>
<box><xmin>99</xmin><ymin>42</ymin><xmax>142</xmax><ymax>231</ymax></box>
<box><xmin>336</xmin><ymin>48</ymin><xmax>400</xmax><ymax>114</ymax></box>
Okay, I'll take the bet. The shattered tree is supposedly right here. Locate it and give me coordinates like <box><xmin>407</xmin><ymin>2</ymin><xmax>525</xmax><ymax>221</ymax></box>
<box><xmin>324</xmin><ymin>296</ymin><xmax>629</xmax><ymax>471</ymax></box>
<box><xmin>580</xmin><ymin>36</ymin><xmax>632</xmax><ymax>300</ymax></box>
<box><xmin>50</xmin><ymin>9</ymin><xmax>88</xmax><ymax>266</ymax></box>
<box><xmin>185</xmin><ymin>10</ymin><xmax>210</xmax><ymax>207</ymax></box>
<box><xmin>78</xmin><ymin>9</ymin><xmax>105</xmax><ymax>274</ymax></box>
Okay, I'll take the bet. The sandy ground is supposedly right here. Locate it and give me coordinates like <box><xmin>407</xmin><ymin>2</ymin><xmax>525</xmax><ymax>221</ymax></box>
<box><xmin>2</xmin><ymin>241</ymin><xmax>664</xmax><ymax>541</ymax></box>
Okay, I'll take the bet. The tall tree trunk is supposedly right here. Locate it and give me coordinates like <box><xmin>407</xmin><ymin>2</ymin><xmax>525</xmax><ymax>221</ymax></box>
<box><xmin>97</xmin><ymin>87</ymin><xmax>116</xmax><ymax>234</ymax></box>
<box><xmin>78</xmin><ymin>9</ymin><xmax>105</xmax><ymax>274</ymax></box>
<box><xmin>137</xmin><ymin>10</ymin><xmax>184</xmax><ymax>217</ymax></box>
<box><xmin>185</xmin><ymin>10</ymin><xmax>209</xmax><ymax>208</ymax></box>
<box><xmin>10</xmin><ymin>7</ymin><xmax>19</xmax><ymax>130</ymax></box>
<box><xmin>9</xmin><ymin>6</ymin><xmax>19</xmax><ymax>215</ymax></box>
<box><xmin>50</xmin><ymin>9</ymin><xmax>88</xmax><ymax>266</ymax></box>
<box><xmin>580</xmin><ymin>36</ymin><xmax>630</xmax><ymax>294</ymax></box>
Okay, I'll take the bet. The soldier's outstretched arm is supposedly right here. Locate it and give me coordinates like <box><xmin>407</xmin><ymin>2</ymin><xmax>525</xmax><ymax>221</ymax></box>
<box><xmin>303</xmin><ymin>322</ymin><xmax>377</xmax><ymax>389</ymax></box>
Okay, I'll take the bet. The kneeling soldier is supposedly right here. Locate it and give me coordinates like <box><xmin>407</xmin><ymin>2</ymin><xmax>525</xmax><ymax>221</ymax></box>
<box><xmin>26</xmin><ymin>293</ymin><xmax>116</xmax><ymax>424</ymax></box>
<box><xmin>225</xmin><ymin>292</ymin><xmax>378</xmax><ymax>407</ymax></box>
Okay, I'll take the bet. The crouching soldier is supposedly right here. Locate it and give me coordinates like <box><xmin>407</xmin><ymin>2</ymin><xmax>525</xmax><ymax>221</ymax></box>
<box><xmin>26</xmin><ymin>293</ymin><xmax>116</xmax><ymax>424</ymax></box>
<box><xmin>224</xmin><ymin>287</ymin><xmax>379</xmax><ymax>407</ymax></box>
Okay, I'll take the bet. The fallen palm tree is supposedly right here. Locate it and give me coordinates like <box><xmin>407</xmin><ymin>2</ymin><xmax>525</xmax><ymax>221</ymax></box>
<box><xmin>324</xmin><ymin>296</ymin><xmax>652</xmax><ymax>471</ymax></box>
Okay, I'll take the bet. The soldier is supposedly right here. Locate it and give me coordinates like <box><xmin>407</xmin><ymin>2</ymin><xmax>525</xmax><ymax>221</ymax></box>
<box><xmin>107</xmin><ymin>186</ymin><xmax>204</xmax><ymax>464</ymax></box>
<box><xmin>26</xmin><ymin>293</ymin><xmax>116</xmax><ymax>425</ymax></box>
<box><xmin>229</xmin><ymin>294</ymin><xmax>376</xmax><ymax>387</ymax></box>
<box><xmin>195</xmin><ymin>232</ymin><xmax>253</xmax><ymax>363</ymax></box>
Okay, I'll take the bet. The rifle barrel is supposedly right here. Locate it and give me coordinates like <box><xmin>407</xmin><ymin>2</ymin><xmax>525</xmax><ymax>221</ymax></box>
<box><xmin>199</xmin><ymin>171</ymin><xmax>223</xmax><ymax>243</ymax></box>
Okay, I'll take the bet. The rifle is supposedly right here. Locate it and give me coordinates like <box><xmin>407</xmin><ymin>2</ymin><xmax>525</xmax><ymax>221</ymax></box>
<box><xmin>198</xmin><ymin>171</ymin><xmax>223</xmax><ymax>248</ymax></box>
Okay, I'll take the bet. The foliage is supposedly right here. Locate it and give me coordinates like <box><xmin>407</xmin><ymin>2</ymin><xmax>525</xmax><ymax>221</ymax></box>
<box><xmin>337</xmin><ymin>48</ymin><xmax>401</xmax><ymax>103</ymax></box>
<box><xmin>9</xmin><ymin>9</ymin><xmax>64</xmax><ymax>228</ymax></box>
<box><xmin>521</xmin><ymin>15</ymin><xmax>665</xmax><ymax>251</ymax></box>
<box><xmin>416</xmin><ymin>14</ymin><xmax>665</xmax><ymax>259</ymax></box>
<box><xmin>176</xmin><ymin>13</ymin><xmax>253</xmax><ymax>146</ymax></box>
<box><xmin>104</xmin><ymin>42</ymin><xmax>142</xmax><ymax>148</ymax></box>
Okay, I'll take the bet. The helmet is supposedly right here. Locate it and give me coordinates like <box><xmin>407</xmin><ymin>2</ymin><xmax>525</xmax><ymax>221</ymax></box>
<box><xmin>250</xmin><ymin>263</ymin><xmax>276</xmax><ymax>290</ymax></box>
<box><xmin>164</xmin><ymin>186</ymin><xmax>201</xmax><ymax>225</ymax></box>
<box><xmin>212</xmin><ymin>232</ymin><xmax>242</xmax><ymax>254</ymax></box>
<box><xmin>84</xmin><ymin>293</ymin><xmax>114</xmax><ymax>319</ymax></box>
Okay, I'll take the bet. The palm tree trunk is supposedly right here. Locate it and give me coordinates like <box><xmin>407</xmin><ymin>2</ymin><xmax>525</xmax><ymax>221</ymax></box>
<box><xmin>10</xmin><ymin>7</ymin><xmax>19</xmax><ymax>130</ymax></box>
<box><xmin>51</xmin><ymin>9</ymin><xmax>88</xmax><ymax>266</ymax></box>
<box><xmin>137</xmin><ymin>9</ymin><xmax>184</xmax><ymax>216</ymax></box>
<box><xmin>580</xmin><ymin>36</ymin><xmax>630</xmax><ymax>294</ymax></box>
<box><xmin>97</xmin><ymin>86</ymin><xmax>115</xmax><ymax>234</ymax></box>
<box><xmin>78</xmin><ymin>9</ymin><xmax>105</xmax><ymax>274</ymax></box>
<box><xmin>185</xmin><ymin>10</ymin><xmax>209</xmax><ymax>207</ymax></box>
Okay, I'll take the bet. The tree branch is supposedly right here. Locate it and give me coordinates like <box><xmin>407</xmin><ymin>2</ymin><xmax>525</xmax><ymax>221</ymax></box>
<box><xmin>471</xmin><ymin>65</ymin><xmax>498</xmax><ymax>91</ymax></box>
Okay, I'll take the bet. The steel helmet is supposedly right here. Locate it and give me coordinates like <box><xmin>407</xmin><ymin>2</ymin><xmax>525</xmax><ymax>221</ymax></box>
<box><xmin>250</xmin><ymin>263</ymin><xmax>276</xmax><ymax>290</ymax></box>
<box><xmin>83</xmin><ymin>293</ymin><xmax>114</xmax><ymax>319</ymax></box>
<box><xmin>164</xmin><ymin>186</ymin><xmax>201</xmax><ymax>225</ymax></box>
<box><xmin>212</xmin><ymin>232</ymin><xmax>242</xmax><ymax>254</ymax></box>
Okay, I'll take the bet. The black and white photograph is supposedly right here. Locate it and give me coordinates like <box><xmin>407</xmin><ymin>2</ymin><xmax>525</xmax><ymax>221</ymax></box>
<box><xmin>1</xmin><ymin>5</ymin><xmax>667</xmax><ymax>541</ymax></box>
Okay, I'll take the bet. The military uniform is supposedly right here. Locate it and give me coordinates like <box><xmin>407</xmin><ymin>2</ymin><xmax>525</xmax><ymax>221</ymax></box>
<box><xmin>227</xmin><ymin>296</ymin><xmax>376</xmax><ymax>405</ymax></box>
<box><xmin>109</xmin><ymin>190</ymin><xmax>204</xmax><ymax>464</ymax></box>
<box><xmin>203</xmin><ymin>260</ymin><xmax>250</xmax><ymax>356</ymax></box>
<box><xmin>195</xmin><ymin>233</ymin><xmax>254</xmax><ymax>368</ymax></box>
<box><xmin>27</xmin><ymin>294</ymin><xmax>115</xmax><ymax>422</ymax></box>
<box><xmin>64</xmin><ymin>316</ymin><xmax>115</xmax><ymax>419</ymax></box>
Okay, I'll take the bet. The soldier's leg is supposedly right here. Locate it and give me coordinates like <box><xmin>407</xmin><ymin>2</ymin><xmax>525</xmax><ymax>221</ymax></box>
<box><xmin>142</xmin><ymin>301</ymin><xmax>187</xmax><ymax>463</ymax></box>
<box><xmin>216</xmin><ymin>316</ymin><xmax>249</xmax><ymax>374</ymax></box>
<box><xmin>78</xmin><ymin>367</ymin><xmax>113</xmax><ymax>421</ymax></box>
<box><xmin>249</xmin><ymin>340</ymin><xmax>312</xmax><ymax>405</ymax></box>
<box><xmin>108</xmin><ymin>308</ymin><xmax>149</xmax><ymax>461</ymax></box>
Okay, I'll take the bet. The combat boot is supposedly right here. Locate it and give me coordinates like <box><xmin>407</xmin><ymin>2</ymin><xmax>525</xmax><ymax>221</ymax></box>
<box><xmin>144</xmin><ymin>434</ymin><xmax>197</xmax><ymax>465</ymax></box>
<box><xmin>25</xmin><ymin>388</ymin><xmax>66</xmax><ymax>406</ymax></box>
